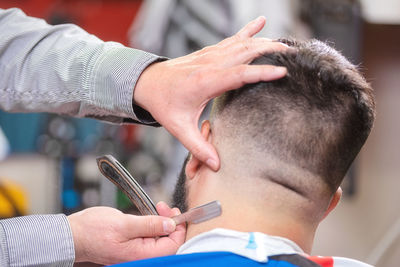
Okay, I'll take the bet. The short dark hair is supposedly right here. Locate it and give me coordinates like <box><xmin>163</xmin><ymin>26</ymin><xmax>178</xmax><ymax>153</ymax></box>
<box><xmin>211</xmin><ymin>39</ymin><xmax>375</xmax><ymax>194</ymax></box>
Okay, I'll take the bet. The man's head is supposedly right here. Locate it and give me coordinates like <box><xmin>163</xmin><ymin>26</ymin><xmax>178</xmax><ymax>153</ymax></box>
<box><xmin>172</xmin><ymin>39</ymin><xmax>375</xmax><ymax>248</ymax></box>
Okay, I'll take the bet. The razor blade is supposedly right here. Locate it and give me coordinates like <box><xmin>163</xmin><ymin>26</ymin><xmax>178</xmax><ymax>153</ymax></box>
<box><xmin>96</xmin><ymin>155</ymin><xmax>222</xmax><ymax>224</ymax></box>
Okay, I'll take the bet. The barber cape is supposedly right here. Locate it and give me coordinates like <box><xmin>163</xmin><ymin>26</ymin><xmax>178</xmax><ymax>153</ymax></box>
<box><xmin>113</xmin><ymin>228</ymin><xmax>373</xmax><ymax>267</ymax></box>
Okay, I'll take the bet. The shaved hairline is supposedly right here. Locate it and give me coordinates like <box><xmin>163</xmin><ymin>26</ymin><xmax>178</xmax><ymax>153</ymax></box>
<box><xmin>212</xmin><ymin>125</ymin><xmax>330</xmax><ymax>204</ymax></box>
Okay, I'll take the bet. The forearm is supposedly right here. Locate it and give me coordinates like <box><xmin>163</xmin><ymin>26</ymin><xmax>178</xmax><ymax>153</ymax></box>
<box><xmin>0</xmin><ymin>214</ymin><xmax>74</xmax><ymax>267</ymax></box>
<box><xmin>0</xmin><ymin>8</ymin><xmax>159</xmax><ymax>125</ymax></box>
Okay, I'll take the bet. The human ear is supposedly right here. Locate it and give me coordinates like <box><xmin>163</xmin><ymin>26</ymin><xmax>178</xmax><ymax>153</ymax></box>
<box><xmin>185</xmin><ymin>120</ymin><xmax>212</xmax><ymax>180</ymax></box>
<box><xmin>321</xmin><ymin>187</ymin><xmax>342</xmax><ymax>221</ymax></box>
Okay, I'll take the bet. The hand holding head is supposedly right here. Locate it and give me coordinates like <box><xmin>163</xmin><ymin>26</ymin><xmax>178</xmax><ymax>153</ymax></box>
<box><xmin>134</xmin><ymin>16</ymin><xmax>288</xmax><ymax>171</ymax></box>
<box><xmin>171</xmin><ymin>38</ymin><xmax>375</xmax><ymax>252</ymax></box>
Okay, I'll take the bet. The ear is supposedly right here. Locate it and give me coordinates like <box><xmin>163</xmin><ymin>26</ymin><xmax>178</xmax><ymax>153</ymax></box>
<box><xmin>321</xmin><ymin>187</ymin><xmax>342</xmax><ymax>221</ymax></box>
<box><xmin>185</xmin><ymin>120</ymin><xmax>212</xmax><ymax>180</ymax></box>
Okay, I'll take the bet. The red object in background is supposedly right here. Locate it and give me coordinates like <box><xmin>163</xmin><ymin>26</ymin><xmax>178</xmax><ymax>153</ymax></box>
<box><xmin>0</xmin><ymin>0</ymin><xmax>53</xmax><ymax>18</ymax></box>
<box><xmin>0</xmin><ymin>0</ymin><xmax>143</xmax><ymax>46</ymax></box>
<box><xmin>119</xmin><ymin>124</ymin><xmax>139</xmax><ymax>151</ymax></box>
<box><xmin>0</xmin><ymin>0</ymin><xmax>144</xmax><ymax>151</ymax></box>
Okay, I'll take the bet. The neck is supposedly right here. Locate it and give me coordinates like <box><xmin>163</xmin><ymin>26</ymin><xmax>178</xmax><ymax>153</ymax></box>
<box><xmin>185</xmin><ymin>175</ymin><xmax>318</xmax><ymax>254</ymax></box>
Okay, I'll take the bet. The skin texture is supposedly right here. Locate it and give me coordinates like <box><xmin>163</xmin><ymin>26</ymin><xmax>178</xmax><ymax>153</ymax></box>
<box><xmin>175</xmin><ymin>121</ymin><xmax>342</xmax><ymax>253</ymax></box>
<box><xmin>68</xmin><ymin>202</ymin><xmax>185</xmax><ymax>265</ymax></box>
<box><xmin>134</xmin><ymin>16</ymin><xmax>288</xmax><ymax>171</ymax></box>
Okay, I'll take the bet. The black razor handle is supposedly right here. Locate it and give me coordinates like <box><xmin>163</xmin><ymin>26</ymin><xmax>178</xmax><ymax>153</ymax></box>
<box><xmin>96</xmin><ymin>155</ymin><xmax>158</xmax><ymax>216</ymax></box>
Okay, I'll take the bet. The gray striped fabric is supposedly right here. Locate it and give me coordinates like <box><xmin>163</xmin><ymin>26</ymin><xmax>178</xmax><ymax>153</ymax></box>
<box><xmin>0</xmin><ymin>8</ymin><xmax>160</xmax><ymax>125</ymax></box>
<box><xmin>0</xmin><ymin>214</ymin><xmax>74</xmax><ymax>267</ymax></box>
<box><xmin>0</xmin><ymin>7</ymin><xmax>163</xmax><ymax>266</ymax></box>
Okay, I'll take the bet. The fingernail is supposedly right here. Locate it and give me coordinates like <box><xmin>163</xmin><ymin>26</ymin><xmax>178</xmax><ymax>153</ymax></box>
<box><xmin>256</xmin><ymin>16</ymin><xmax>265</xmax><ymax>23</ymax></box>
<box><xmin>163</xmin><ymin>219</ymin><xmax>176</xmax><ymax>234</ymax></box>
<box><xmin>275</xmin><ymin>67</ymin><xmax>287</xmax><ymax>75</ymax></box>
<box><xmin>279</xmin><ymin>42</ymin><xmax>290</xmax><ymax>48</ymax></box>
<box><xmin>206</xmin><ymin>158</ymin><xmax>218</xmax><ymax>171</ymax></box>
<box><xmin>173</xmin><ymin>209</ymin><xmax>181</xmax><ymax>217</ymax></box>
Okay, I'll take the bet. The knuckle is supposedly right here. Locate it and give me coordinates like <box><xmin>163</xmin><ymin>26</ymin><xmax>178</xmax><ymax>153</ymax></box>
<box><xmin>199</xmin><ymin>44</ymin><xmax>217</xmax><ymax>56</ymax></box>
<box><xmin>232</xmin><ymin>33</ymin><xmax>242</xmax><ymax>42</ymax></box>
<box><xmin>197</xmin><ymin>47</ymin><xmax>209</xmax><ymax>55</ymax></box>
<box><xmin>234</xmin><ymin>66</ymin><xmax>248</xmax><ymax>86</ymax></box>
<box><xmin>227</xmin><ymin>36</ymin><xmax>242</xmax><ymax>49</ymax></box>
<box><xmin>146</xmin><ymin>217</ymin><xmax>159</xmax><ymax>236</ymax></box>
<box><xmin>190</xmin><ymin>144</ymin><xmax>203</xmax><ymax>159</ymax></box>
<box><xmin>235</xmin><ymin>65</ymin><xmax>247</xmax><ymax>77</ymax></box>
<box><xmin>240</xmin><ymin>40</ymin><xmax>251</xmax><ymax>53</ymax></box>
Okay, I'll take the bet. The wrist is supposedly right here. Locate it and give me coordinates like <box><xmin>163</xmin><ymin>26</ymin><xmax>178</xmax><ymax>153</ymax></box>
<box><xmin>133</xmin><ymin>61</ymin><xmax>162</xmax><ymax>113</ymax></box>
<box><xmin>67</xmin><ymin>214</ymin><xmax>85</xmax><ymax>262</ymax></box>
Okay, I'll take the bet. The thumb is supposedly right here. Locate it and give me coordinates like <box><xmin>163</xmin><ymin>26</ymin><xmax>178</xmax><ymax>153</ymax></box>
<box><xmin>176</xmin><ymin>124</ymin><xmax>220</xmax><ymax>171</ymax></box>
<box><xmin>126</xmin><ymin>215</ymin><xmax>176</xmax><ymax>238</ymax></box>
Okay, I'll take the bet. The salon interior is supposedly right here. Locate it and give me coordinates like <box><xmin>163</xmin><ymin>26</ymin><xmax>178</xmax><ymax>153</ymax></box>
<box><xmin>0</xmin><ymin>0</ymin><xmax>399</xmax><ymax>266</ymax></box>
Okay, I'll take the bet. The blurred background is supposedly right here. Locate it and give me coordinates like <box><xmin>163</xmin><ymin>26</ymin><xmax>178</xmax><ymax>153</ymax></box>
<box><xmin>0</xmin><ymin>0</ymin><xmax>399</xmax><ymax>266</ymax></box>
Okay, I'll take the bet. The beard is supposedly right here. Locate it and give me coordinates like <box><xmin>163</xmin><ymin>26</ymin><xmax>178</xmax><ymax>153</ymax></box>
<box><xmin>172</xmin><ymin>154</ymin><xmax>190</xmax><ymax>213</ymax></box>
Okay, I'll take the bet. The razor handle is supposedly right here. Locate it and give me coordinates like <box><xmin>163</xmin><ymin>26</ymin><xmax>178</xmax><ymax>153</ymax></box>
<box><xmin>96</xmin><ymin>155</ymin><xmax>158</xmax><ymax>216</ymax></box>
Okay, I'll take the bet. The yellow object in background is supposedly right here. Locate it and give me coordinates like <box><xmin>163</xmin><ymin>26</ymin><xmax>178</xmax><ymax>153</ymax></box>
<box><xmin>0</xmin><ymin>179</ymin><xmax>28</xmax><ymax>218</ymax></box>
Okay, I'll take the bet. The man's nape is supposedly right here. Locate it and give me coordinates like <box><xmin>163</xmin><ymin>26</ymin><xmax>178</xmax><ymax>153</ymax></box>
<box><xmin>172</xmin><ymin>38</ymin><xmax>375</xmax><ymax>253</ymax></box>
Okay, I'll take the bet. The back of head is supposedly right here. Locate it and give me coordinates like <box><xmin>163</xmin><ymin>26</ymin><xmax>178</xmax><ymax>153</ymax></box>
<box><xmin>210</xmin><ymin>39</ymin><xmax>375</xmax><ymax>204</ymax></box>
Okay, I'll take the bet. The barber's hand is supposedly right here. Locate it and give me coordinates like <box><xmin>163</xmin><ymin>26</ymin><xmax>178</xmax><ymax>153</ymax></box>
<box><xmin>134</xmin><ymin>16</ymin><xmax>288</xmax><ymax>171</ymax></box>
<box><xmin>68</xmin><ymin>202</ymin><xmax>185</xmax><ymax>265</ymax></box>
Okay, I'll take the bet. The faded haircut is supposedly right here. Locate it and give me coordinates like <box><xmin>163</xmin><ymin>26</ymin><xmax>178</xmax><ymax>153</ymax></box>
<box><xmin>210</xmin><ymin>39</ymin><xmax>375</xmax><ymax>194</ymax></box>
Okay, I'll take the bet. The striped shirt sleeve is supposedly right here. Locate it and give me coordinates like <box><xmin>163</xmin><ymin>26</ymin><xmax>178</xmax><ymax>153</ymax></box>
<box><xmin>0</xmin><ymin>7</ymin><xmax>161</xmax><ymax>125</ymax></box>
<box><xmin>0</xmin><ymin>214</ymin><xmax>75</xmax><ymax>267</ymax></box>
<box><xmin>0</xmin><ymin>7</ymin><xmax>167</xmax><ymax>266</ymax></box>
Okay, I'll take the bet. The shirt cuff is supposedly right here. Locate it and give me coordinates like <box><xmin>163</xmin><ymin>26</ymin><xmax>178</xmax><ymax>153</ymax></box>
<box><xmin>0</xmin><ymin>214</ymin><xmax>75</xmax><ymax>267</ymax></box>
<box><xmin>89</xmin><ymin>45</ymin><xmax>163</xmax><ymax>126</ymax></box>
